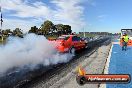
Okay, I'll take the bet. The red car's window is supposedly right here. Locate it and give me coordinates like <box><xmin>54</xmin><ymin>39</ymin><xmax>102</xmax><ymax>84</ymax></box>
<box><xmin>72</xmin><ymin>36</ymin><xmax>81</xmax><ymax>41</ymax></box>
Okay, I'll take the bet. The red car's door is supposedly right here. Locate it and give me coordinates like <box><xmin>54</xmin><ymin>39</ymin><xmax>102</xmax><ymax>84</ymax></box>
<box><xmin>64</xmin><ymin>36</ymin><xmax>72</xmax><ymax>50</ymax></box>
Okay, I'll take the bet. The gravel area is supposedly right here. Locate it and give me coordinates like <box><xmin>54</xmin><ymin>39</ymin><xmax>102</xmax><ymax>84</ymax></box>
<box><xmin>49</xmin><ymin>43</ymin><xmax>112</xmax><ymax>88</ymax></box>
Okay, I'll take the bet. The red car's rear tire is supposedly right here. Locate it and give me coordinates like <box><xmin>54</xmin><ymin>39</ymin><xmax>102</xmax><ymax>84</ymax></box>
<box><xmin>85</xmin><ymin>43</ymin><xmax>88</xmax><ymax>49</ymax></box>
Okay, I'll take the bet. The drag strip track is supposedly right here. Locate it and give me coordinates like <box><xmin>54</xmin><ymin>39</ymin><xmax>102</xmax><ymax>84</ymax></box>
<box><xmin>0</xmin><ymin>37</ymin><xmax>111</xmax><ymax>88</ymax></box>
<box><xmin>20</xmin><ymin>46</ymin><xmax>97</xmax><ymax>88</ymax></box>
<box><xmin>16</xmin><ymin>38</ymin><xmax>111</xmax><ymax>88</ymax></box>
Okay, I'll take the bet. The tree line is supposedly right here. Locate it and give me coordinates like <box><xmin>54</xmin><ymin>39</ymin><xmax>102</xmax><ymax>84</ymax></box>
<box><xmin>28</xmin><ymin>20</ymin><xmax>72</xmax><ymax>36</ymax></box>
<box><xmin>0</xmin><ymin>20</ymin><xmax>72</xmax><ymax>38</ymax></box>
<box><xmin>0</xmin><ymin>28</ymin><xmax>23</xmax><ymax>38</ymax></box>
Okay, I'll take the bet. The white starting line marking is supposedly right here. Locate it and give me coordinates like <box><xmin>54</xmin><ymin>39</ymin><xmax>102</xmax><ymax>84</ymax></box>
<box><xmin>99</xmin><ymin>44</ymin><xmax>113</xmax><ymax>88</ymax></box>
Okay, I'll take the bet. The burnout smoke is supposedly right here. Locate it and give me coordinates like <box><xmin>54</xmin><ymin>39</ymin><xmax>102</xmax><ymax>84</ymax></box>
<box><xmin>0</xmin><ymin>34</ymin><xmax>74</xmax><ymax>74</ymax></box>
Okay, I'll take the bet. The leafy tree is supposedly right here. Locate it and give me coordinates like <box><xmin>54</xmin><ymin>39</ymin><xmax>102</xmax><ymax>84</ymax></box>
<box><xmin>55</xmin><ymin>24</ymin><xmax>64</xmax><ymax>36</ymax></box>
<box><xmin>13</xmin><ymin>28</ymin><xmax>23</xmax><ymax>38</ymax></box>
<box><xmin>1</xmin><ymin>29</ymin><xmax>13</xmax><ymax>36</ymax></box>
<box><xmin>41</xmin><ymin>20</ymin><xmax>54</xmax><ymax>35</ymax></box>
<box><xmin>63</xmin><ymin>25</ymin><xmax>72</xmax><ymax>34</ymax></box>
<box><xmin>28</xmin><ymin>26</ymin><xmax>38</xmax><ymax>34</ymax></box>
<box><xmin>55</xmin><ymin>24</ymin><xmax>72</xmax><ymax>35</ymax></box>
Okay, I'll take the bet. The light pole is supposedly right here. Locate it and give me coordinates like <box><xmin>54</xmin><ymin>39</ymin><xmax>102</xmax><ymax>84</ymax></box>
<box><xmin>0</xmin><ymin>2</ymin><xmax>3</xmax><ymax>41</ymax></box>
<box><xmin>83</xmin><ymin>28</ymin><xmax>85</xmax><ymax>37</ymax></box>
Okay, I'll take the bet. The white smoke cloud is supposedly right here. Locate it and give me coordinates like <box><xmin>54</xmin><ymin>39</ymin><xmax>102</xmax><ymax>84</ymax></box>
<box><xmin>0</xmin><ymin>34</ymin><xmax>74</xmax><ymax>73</ymax></box>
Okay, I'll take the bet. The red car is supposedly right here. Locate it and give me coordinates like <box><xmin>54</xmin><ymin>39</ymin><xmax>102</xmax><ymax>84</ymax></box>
<box><xmin>54</xmin><ymin>35</ymin><xmax>88</xmax><ymax>53</ymax></box>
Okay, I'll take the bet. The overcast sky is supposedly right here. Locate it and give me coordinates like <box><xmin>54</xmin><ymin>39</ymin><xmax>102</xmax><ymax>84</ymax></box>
<box><xmin>1</xmin><ymin>0</ymin><xmax>132</xmax><ymax>33</ymax></box>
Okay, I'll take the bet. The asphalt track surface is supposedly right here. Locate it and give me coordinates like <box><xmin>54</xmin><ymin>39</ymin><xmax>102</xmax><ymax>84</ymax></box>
<box><xmin>0</xmin><ymin>37</ymin><xmax>111</xmax><ymax>88</ymax></box>
<box><xmin>21</xmin><ymin>38</ymin><xmax>111</xmax><ymax>88</ymax></box>
<box><xmin>107</xmin><ymin>44</ymin><xmax>132</xmax><ymax>88</ymax></box>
